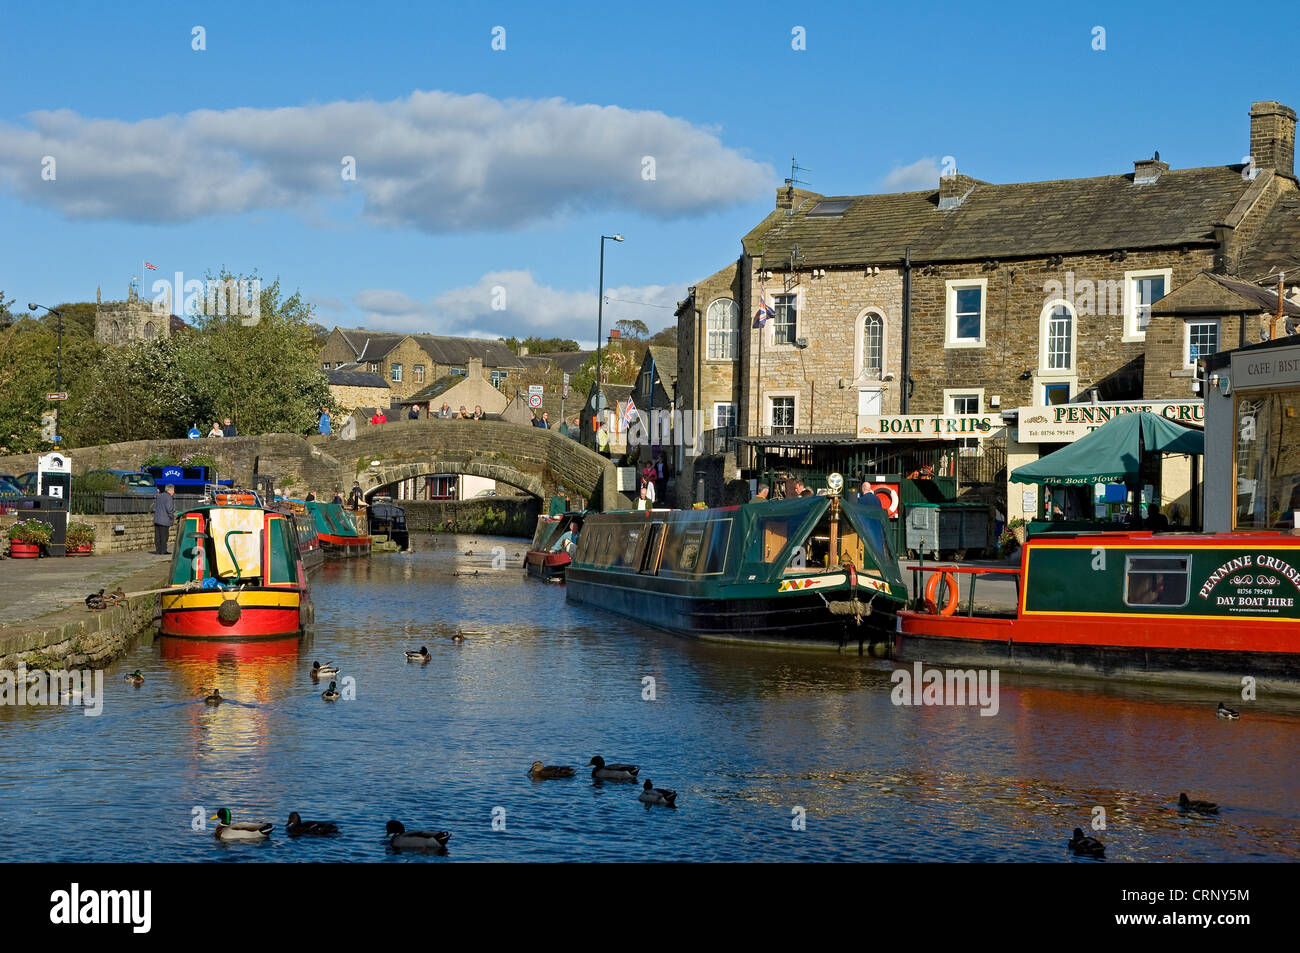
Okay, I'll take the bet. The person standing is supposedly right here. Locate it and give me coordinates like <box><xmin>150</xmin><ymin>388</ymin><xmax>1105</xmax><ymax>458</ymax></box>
<box><xmin>348</xmin><ymin>482</ymin><xmax>364</xmax><ymax>509</ymax></box>
<box><xmin>595</xmin><ymin>420</ymin><xmax>610</xmax><ymax>457</ymax></box>
<box><xmin>408</xmin><ymin>404</ymin><xmax>420</xmax><ymax>420</ymax></box>
<box><xmin>207</xmin><ymin>421</ymin><xmax>223</xmax><ymax>438</ymax></box>
<box><xmin>438</xmin><ymin>402</ymin><xmax>452</xmax><ymax>419</ymax></box>
<box><xmin>540</xmin><ymin>412</ymin><xmax>550</xmax><ymax>429</ymax></box>
<box><xmin>222</xmin><ymin>417</ymin><xmax>236</xmax><ymax>437</ymax></box>
<box><xmin>570</xmin><ymin>416</ymin><xmax>581</xmax><ymax>440</ymax></box>
<box><xmin>636</xmin><ymin>485</ymin><xmax>649</xmax><ymax>511</ymax></box>
<box><xmin>318</xmin><ymin>407</ymin><xmax>332</xmax><ymax>435</ymax></box>
<box><xmin>331</xmin><ymin>488</ymin><xmax>344</xmax><ymax>505</ymax></box>
<box><xmin>643</xmin><ymin>477</ymin><xmax>656</xmax><ymax>507</ymax></box>
<box><xmin>153</xmin><ymin>484</ymin><xmax>176</xmax><ymax>555</ymax></box>
<box><xmin>558</xmin><ymin>417</ymin><xmax>570</xmax><ymax>438</ymax></box>
<box><xmin>750</xmin><ymin>483</ymin><xmax>770</xmax><ymax>503</ymax></box>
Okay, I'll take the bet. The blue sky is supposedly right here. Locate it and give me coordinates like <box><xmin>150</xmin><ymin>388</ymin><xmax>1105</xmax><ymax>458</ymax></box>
<box><xmin>0</xmin><ymin>0</ymin><xmax>1293</xmax><ymax>345</ymax></box>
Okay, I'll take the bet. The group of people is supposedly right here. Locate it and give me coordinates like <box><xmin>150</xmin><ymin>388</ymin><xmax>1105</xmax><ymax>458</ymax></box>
<box><xmin>187</xmin><ymin>418</ymin><xmax>236</xmax><ymax>439</ymax></box>
<box><xmin>433</xmin><ymin>402</ymin><xmax>485</xmax><ymax>420</ymax></box>
<box><xmin>301</xmin><ymin>482</ymin><xmax>365</xmax><ymax>509</ymax></box>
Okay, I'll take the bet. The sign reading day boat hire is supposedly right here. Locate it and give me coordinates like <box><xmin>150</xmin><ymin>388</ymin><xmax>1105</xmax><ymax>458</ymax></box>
<box><xmin>1016</xmin><ymin>401</ymin><xmax>1203</xmax><ymax>443</ymax></box>
<box><xmin>857</xmin><ymin>414</ymin><xmax>997</xmax><ymax>440</ymax></box>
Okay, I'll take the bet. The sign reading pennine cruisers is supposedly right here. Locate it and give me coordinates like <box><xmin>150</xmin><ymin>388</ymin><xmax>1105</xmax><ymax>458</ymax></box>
<box><xmin>1016</xmin><ymin>400</ymin><xmax>1203</xmax><ymax>443</ymax></box>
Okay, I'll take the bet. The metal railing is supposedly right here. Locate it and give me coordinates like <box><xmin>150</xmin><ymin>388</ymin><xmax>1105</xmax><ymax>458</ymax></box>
<box><xmin>696</xmin><ymin>426</ymin><xmax>737</xmax><ymax>456</ymax></box>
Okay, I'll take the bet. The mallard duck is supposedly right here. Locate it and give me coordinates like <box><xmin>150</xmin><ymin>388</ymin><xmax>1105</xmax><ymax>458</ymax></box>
<box><xmin>463</xmin><ymin>550</ymin><xmax>473</xmax><ymax>556</ymax></box>
<box><xmin>1179</xmin><ymin>792</ymin><xmax>1219</xmax><ymax>814</ymax></box>
<box><xmin>638</xmin><ymin>779</ymin><xmax>678</xmax><ymax>807</ymax></box>
<box><xmin>1217</xmin><ymin>702</ymin><xmax>1240</xmax><ymax>720</ymax></box>
<box><xmin>451</xmin><ymin>631</ymin><xmax>466</xmax><ymax>643</ymax></box>
<box><xmin>1068</xmin><ymin>828</ymin><xmax>1105</xmax><ymax>857</ymax></box>
<box><xmin>588</xmin><ymin>755</ymin><xmax>639</xmax><ymax>781</ymax></box>
<box><xmin>311</xmin><ymin>660</ymin><xmax>340</xmax><ymax>678</ymax></box>
<box><xmin>204</xmin><ymin>688</ymin><xmax>223</xmax><ymax>705</ymax></box>
<box><xmin>386</xmin><ymin>820</ymin><xmax>450</xmax><ymax>850</ymax></box>
<box><xmin>530</xmin><ymin>761</ymin><xmax>575</xmax><ymax>780</ymax></box>
<box><xmin>124</xmin><ymin>670</ymin><xmax>144</xmax><ymax>685</ymax></box>
<box><xmin>107</xmin><ymin>587</ymin><xmax>126</xmax><ymax>606</ymax></box>
<box><xmin>321</xmin><ymin>681</ymin><xmax>340</xmax><ymax>701</ymax></box>
<box><xmin>405</xmin><ymin>646</ymin><xmax>431</xmax><ymax>663</ymax></box>
<box><xmin>85</xmin><ymin>589</ymin><xmax>106</xmax><ymax>611</ymax></box>
<box><xmin>286</xmin><ymin>811</ymin><xmax>339</xmax><ymax>836</ymax></box>
<box><xmin>210</xmin><ymin>808</ymin><xmax>272</xmax><ymax>841</ymax></box>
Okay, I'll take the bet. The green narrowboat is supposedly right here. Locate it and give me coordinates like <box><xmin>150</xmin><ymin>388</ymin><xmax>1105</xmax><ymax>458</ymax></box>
<box><xmin>306</xmin><ymin>501</ymin><xmax>372</xmax><ymax>559</ymax></box>
<box><xmin>566</xmin><ymin>495</ymin><xmax>908</xmax><ymax>649</ymax></box>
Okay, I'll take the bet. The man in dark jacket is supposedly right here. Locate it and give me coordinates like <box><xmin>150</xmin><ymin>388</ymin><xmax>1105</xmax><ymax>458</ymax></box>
<box><xmin>222</xmin><ymin>417</ymin><xmax>236</xmax><ymax>437</ymax></box>
<box><xmin>153</xmin><ymin>484</ymin><xmax>176</xmax><ymax>555</ymax></box>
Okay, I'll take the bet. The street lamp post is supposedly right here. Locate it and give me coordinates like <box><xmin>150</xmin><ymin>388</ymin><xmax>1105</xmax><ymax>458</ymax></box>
<box><xmin>595</xmin><ymin>234</ymin><xmax>624</xmax><ymax>407</ymax></box>
<box><xmin>28</xmin><ymin>302</ymin><xmax>63</xmax><ymax>443</ymax></box>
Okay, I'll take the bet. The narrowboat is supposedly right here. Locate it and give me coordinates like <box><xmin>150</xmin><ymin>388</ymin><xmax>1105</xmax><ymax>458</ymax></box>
<box><xmin>898</xmin><ymin>531</ymin><xmax>1300</xmax><ymax>691</ymax></box>
<box><xmin>566</xmin><ymin>495</ymin><xmax>907</xmax><ymax>649</ymax></box>
<box><xmin>367</xmin><ymin>499</ymin><xmax>410</xmax><ymax>551</ymax></box>
<box><xmin>525</xmin><ymin>514</ymin><xmax>580</xmax><ymax>581</ymax></box>
<box><xmin>270</xmin><ymin>498</ymin><xmax>323</xmax><ymax>572</ymax></box>
<box><xmin>306</xmin><ymin>501</ymin><xmax>372</xmax><ymax>558</ymax></box>
<box><xmin>161</xmin><ymin>492</ymin><xmax>312</xmax><ymax>640</ymax></box>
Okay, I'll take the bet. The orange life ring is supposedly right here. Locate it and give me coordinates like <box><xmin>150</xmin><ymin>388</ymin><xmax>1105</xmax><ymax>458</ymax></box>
<box><xmin>872</xmin><ymin>484</ymin><xmax>901</xmax><ymax>518</ymax></box>
<box><xmin>923</xmin><ymin>571</ymin><xmax>959</xmax><ymax>615</ymax></box>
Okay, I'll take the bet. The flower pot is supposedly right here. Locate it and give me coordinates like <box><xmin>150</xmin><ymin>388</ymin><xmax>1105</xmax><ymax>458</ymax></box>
<box><xmin>66</xmin><ymin>543</ymin><xmax>93</xmax><ymax>555</ymax></box>
<box><xmin>8</xmin><ymin>542</ymin><xmax>40</xmax><ymax>558</ymax></box>
<box><xmin>1011</xmin><ymin>524</ymin><xmax>1027</xmax><ymax>545</ymax></box>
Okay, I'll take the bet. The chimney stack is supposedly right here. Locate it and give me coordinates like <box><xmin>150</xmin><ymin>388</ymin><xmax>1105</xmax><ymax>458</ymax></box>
<box><xmin>468</xmin><ymin>357</ymin><xmax>483</xmax><ymax>380</ymax></box>
<box><xmin>1132</xmin><ymin>156</ymin><xmax>1169</xmax><ymax>185</ymax></box>
<box><xmin>938</xmin><ymin>172</ymin><xmax>981</xmax><ymax>210</ymax></box>
<box><xmin>1250</xmin><ymin>101</ymin><xmax>1296</xmax><ymax>177</ymax></box>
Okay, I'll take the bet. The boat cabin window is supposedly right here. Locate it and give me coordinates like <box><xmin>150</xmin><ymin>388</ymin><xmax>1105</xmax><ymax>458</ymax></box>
<box><xmin>639</xmin><ymin>521</ymin><xmax>667</xmax><ymax>574</ymax></box>
<box><xmin>702</xmin><ymin>519</ymin><xmax>732</xmax><ymax>574</ymax></box>
<box><xmin>1124</xmin><ymin>555</ymin><xmax>1190</xmax><ymax>608</ymax></box>
<box><xmin>619</xmin><ymin>527</ymin><xmax>643</xmax><ymax>568</ymax></box>
<box><xmin>660</xmin><ymin>525</ymin><xmax>705</xmax><ymax>573</ymax></box>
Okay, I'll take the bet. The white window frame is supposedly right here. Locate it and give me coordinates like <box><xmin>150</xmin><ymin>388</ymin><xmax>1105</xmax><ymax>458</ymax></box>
<box><xmin>705</xmin><ymin>298</ymin><xmax>740</xmax><ymax>361</ymax></box>
<box><xmin>1123</xmin><ymin>268</ymin><xmax>1172</xmax><ymax>342</ymax></box>
<box><xmin>414</xmin><ymin>364</ymin><xmax>425</xmax><ymax>384</ymax></box>
<box><xmin>854</xmin><ymin>308</ymin><xmax>887</xmax><ymax>381</ymax></box>
<box><xmin>491</xmin><ymin>369</ymin><xmax>507</xmax><ymax>388</ymax></box>
<box><xmin>391</xmin><ymin>363</ymin><xmax>402</xmax><ymax>382</ymax></box>
<box><xmin>712</xmin><ymin>402</ymin><xmax>736</xmax><ymax>431</ymax></box>
<box><xmin>1184</xmin><ymin>319</ymin><xmax>1221</xmax><ymax>369</ymax></box>
<box><xmin>944</xmin><ymin>388</ymin><xmax>984</xmax><ymax>455</ymax></box>
<box><xmin>769</xmin><ymin>290</ymin><xmax>800</xmax><ymax>348</ymax></box>
<box><xmin>945</xmin><ymin>278</ymin><xmax>987</xmax><ymax>348</ymax></box>
<box><xmin>767</xmin><ymin>392</ymin><xmax>798</xmax><ymax>434</ymax></box>
<box><xmin>1038</xmin><ymin>298</ymin><xmax>1076</xmax><ymax>374</ymax></box>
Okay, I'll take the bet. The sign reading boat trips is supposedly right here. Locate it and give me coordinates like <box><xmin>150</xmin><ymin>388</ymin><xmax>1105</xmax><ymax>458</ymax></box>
<box><xmin>857</xmin><ymin>414</ymin><xmax>997</xmax><ymax>439</ymax></box>
<box><xmin>1016</xmin><ymin>401</ymin><xmax>1203</xmax><ymax>443</ymax></box>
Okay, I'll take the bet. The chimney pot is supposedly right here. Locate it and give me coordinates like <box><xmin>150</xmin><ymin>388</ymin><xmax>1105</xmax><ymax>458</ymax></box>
<box><xmin>1249</xmin><ymin>101</ymin><xmax>1296</xmax><ymax>177</ymax></box>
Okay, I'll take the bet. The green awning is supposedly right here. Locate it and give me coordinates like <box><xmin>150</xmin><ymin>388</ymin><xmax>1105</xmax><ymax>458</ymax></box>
<box><xmin>1010</xmin><ymin>411</ymin><xmax>1203</xmax><ymax>487</ymax></box>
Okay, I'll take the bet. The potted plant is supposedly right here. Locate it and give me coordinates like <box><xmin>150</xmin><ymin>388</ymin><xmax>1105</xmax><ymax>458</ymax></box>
<box><xmin>7</xmin><ymin>518</ymin><xmax>53</xmax><ymax>558</ymax></box>
<box><xmin>66</xmin><ymin>521</ymin><xmax>96</xmax><ymax>555</ymax></box>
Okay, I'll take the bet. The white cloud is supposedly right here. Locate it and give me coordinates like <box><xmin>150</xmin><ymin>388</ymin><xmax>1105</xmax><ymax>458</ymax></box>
<box><xmin>348</xmin><ymin>270</ymin><xmax>684</xmax><ymax>343</ymax></box>
<box><xmin>881</xmin><ymin>157</ymin><xmax>940</xmax><ymax>192</ymax></box>
<box><xmin>0</xmin><ymin>91</ymin><xmax>773</xmax><ymax>231</ymax></box>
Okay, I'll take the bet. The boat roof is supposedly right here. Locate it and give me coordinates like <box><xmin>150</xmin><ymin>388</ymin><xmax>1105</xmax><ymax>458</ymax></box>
<box><xmin>1029</xmin><ymin>530</ymin><xmax>1300</xmax><ymax>546</ymax></box>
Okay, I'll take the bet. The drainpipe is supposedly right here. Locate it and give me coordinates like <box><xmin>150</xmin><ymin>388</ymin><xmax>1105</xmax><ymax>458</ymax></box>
<box><xmin>901</xmin><ymin>247</ymin><xmax>912</xmax><ymax>414</ymax></box>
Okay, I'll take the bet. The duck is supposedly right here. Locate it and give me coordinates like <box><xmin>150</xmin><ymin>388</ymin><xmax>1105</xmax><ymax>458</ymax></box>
<box><xmin>385</xmin><ymin>820</ymin><xmax>450</xmax><ymax>851</ymax></box>
<box><xmin>405</xmin><ymin>646</ymin><xmax>431</xmax><ymax>663</ymax></box>
<box><xmin>124</xmin><ymin>670</ymin><xmax>145</xmax><ymax>685</ymax></box>
<box><xmin>1216</xmin><ymin>702</ymin><xmax>1240</xmax><ymax>720</ymax></box>
<box><xmin>463</xmin><ymin>550</ymin><xmax>473</xmax><ymax>556</ymax></box>
<box><xmin>210</xmin><ymin>808</ymin><xmax>272</xmax><ymax>841</ymax></box>
<box><xmin>286</xmin><ymin>811</ymin><xmax>339</xmax><ymax>836</ymax></box>
<box><xmin>451</xmin><ymin>631</ymin><xmax>466</xmax><ymax>643</ymax></box>
<box><xmin>638</xmin><ymin>780</ymin><xmax>678</xmax><ymax>807</ymax></box>
<box><xmin>204</xmin><ymin>688</ymin><xmax>223</xmax><ymax>705</ymax></box>
<box><xmin>1068</xmin><ymin>828</ymin><xmax>1105</xmax><ymax>857</ymax></box>
<box><xmin>85</xmin><ymin>589</ymin><xmax>106</xmax><ymax>611</ymax></box>
<box><xmin>1179</xmin><ymin>792</ymin><xmax>1219</xmax><ymax>814</ymax></box>
<box><xmin>321</xmin><ymin>681</ymin><xmax>341</xmax><ymax>701</ymax></box>
<box><xmin>588</xmin><ymin>755</ymin><xmax>639</xmax><ymax>781</ymax></box>
<box><xmin>107</xmin><ymin>587</ymin><xmax>127</xmax><ymax>606</ymax></box>
<box><xmin>311</xmin><ymin>661</ymin><xmax>340</xmax><ymax>679</ymax></box>
<box><xmin>530</xmin><ymin>761</ymin><xmax>576</xmax><ymax>780</ymax></box>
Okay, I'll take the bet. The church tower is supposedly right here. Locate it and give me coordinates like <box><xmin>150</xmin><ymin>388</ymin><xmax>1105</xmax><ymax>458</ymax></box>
<box><xmin>95</xmin><ymin>281</ymin><xmax>170</xmax><ymax>346</ymax></box>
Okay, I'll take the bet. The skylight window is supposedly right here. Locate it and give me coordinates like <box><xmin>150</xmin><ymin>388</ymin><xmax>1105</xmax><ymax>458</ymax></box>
<box><xmin>807</xmin><ymin>199</ymin><xmax>854</xmax><ymax>217</ymax></box>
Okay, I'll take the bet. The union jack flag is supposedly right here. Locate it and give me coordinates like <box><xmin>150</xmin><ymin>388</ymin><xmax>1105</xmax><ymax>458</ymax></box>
<box><xmin>145</xmin><ymin>262</ymin><xmax>158</xmax><ymax>270</ymax></box>
<box><xmin>754</xmin><ymin>288</ymin><xmax>775</xmax><ymax>327</ymax></box>
<box><xmin>622</xmin><ymin>398</ymin><xmax>638</xmax><ymax>428</ymax></box>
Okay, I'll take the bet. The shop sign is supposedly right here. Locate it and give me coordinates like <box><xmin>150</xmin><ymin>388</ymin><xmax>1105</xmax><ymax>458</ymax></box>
<box><xmin>857</xmin><ymin>414</ymin><xmax>997</xmax><ymax>439</ymax></box>
<box><xmin>1231</xmin><ymin>345</ymin><xmax>1300</xmax><ymax>392</ymax></box>
<box><xmin>1016</xmin><ymin>401</ymin><xmax>1203</xmax><ymax>443</ymax></box>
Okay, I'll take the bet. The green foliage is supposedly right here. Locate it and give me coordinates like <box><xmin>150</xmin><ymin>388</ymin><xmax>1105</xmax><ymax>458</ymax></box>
<box><xmin>500</xmin><ymin>336</ymin><xmax>581</xmax><ymax>354</ymax></box>
<box><xmin>66</xmin><ymin>521</ymin><xmax>96</xmax><ymax>547</ymax></box>
<box><xmin>7</xmin><ymin>518</ymin><xmax>53</xmax><ymax>544</ymax></box>
<box><xmin>649</xmin><ymin>324</ymin><xmax>677</xmax><ymax>348</ymax></box>
<box><xmin>570</xmin><ymin>338</ymin><xmax>645</xmax><ymax>397</ymax></box>
<box><xmin>70</xmin><ymin>336</ymin><xmax>195</xmax><ymax>445</ymax></box>
<box><xmin>73</xmin><ymin>471</ymin><xmax>123</xmax><ymax>494</ymax></box>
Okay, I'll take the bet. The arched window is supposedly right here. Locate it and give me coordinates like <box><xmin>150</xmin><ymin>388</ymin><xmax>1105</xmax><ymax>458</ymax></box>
<box><xmin>1040</xmin><ymin>300</ymin><xmax>1075</xmax><ymax>372</ymax></box>
<box><xmin>110</xmin><ymin>320</ymin><xmax>120</xmax><ymax>340</ymax></box>
<box><xmin>705</xmin><ymin>298</ymin><xmax>739</xmax><ymax>360</ymax></box>
<box><xmin>854</xmin><ymin>309</ymin><xmax>887</xmax><ymax>380</ymax></box>
<box><xmin>143</xmin><ymin>321</ymin><xmax>157</xmax><ymax>339</ymax></box>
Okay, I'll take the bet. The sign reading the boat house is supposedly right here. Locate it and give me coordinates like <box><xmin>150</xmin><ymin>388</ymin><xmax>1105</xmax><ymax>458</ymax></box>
<box><xmin>1016</xmin><ymin>401</ymin><xmax>1203</xmax><ymax>443</ymax></box>
<box><xmin>857</xmin><ymin>414</ymin><xmax>997</xmax><ymax>440</ymax></box>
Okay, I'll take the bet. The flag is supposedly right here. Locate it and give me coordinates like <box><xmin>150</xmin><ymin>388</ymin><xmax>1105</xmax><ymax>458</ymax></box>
<box><xmin>145</xmin><ymin>262</ymin><xmax>158</xmax><ymax>270</ymax></box>
<box><xmin>754</xmin><ymin>288</ymin><xmax>775</xmax><ymax>327</ymax></box>
<box><xmin>622</xmin><ymin>398</ymin><xmax>638</xmax><ymax>428</ymax></box>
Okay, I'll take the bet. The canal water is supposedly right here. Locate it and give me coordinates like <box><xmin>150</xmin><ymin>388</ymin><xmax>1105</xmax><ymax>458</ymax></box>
<box><xmin>1</xmin><ymin>533</ymin><xmax>1297</xmax><ymax>862</ymax></box>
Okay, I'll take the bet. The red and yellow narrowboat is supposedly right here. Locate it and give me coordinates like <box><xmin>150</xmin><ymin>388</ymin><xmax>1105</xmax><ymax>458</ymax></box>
<box><xmin>898</xmin><ymin>531</ymin><xmax>1300</xmax><ymax>691</ymax></box>
<box><xmin>161</xmin><ymin>494</ymin><xmax>311</xmax><ymax>640</ymax></box>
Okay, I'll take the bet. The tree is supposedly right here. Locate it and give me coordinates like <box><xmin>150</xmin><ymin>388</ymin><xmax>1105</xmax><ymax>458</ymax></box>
<box><xmin>69</xmin><ymin>337</ymin><xmax>193</xmax><ymax>445</ymax></box>
<box><xmin>500</xmin><ymin>335</ymin><xmax>581</xmax><ymax>354</ymax></box>
<box><xmin>0</xmin><ymin>317</ymin><xmax>103</xmax><ymax>453</ymax></box>
<box><xmin>614</xmin><ymin>319</ymin><xmax>648</xmax><ymax>340</ymax></box>
<box><xmin>649</xmin><ymin>324</ymin><xmax>678</xmax><ymax>349</ymax></box>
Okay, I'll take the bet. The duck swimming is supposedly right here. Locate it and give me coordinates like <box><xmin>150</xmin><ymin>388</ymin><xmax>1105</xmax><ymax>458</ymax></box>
<box><xmin>638</xmin><ymin>780</ymin><xmax>678</xmax><ymax>807</ymax></box>
<box><xmin>405</xmin><ymin>646</ymin><xmax>431</xmax><ymax>663</ymax></box>
<box><xmin>1068</xmin><ymin>828</ymin><xmax>1105</xmax><ymax>857</ymax></box>
<box><xmin>588</xmin><ymin>755</ymin><xmax>639</xmax><ymax>781</ymax></box>
<box><xmin>451</xmin><ymin>631</ymin><xmax>466</xmax><ymax>643</ymax></box>
<box><xmin>211</xmin><ymin>808</ymin><xmax>272</xmax><ymax>841</ymax></box>
<box><xmin>204</xmin><ymin>688</ymin><xmax>223</xmax><ymax>705</ymax></box>
<box><xmin>321</xmin><ymin>681</ymin><xmax>341</xmax><ymax>701</ymax></box>
<box><xmin>385</xmin><ymin>820</ymin><xmax>451</xmax><ymax>851</ymax></box>
<box><xmin>124</xmin><ymin>670</ymin><xmax>144</xmax><ymax>685</ymax></box>
<box><xmin>286</xmin><ymin>811</ymin><xmax>339</xmax><ymax>836</ymax></box>
<box><xmin>530</xmin><ymin>761</ymin><xmax>575</xmax><ymax>780</ymax></box>
<box><xmin>1216</xmin><ymin>702</ymin><xmax>1240</xmax><ymax>720</ymax></box>
<box><xmin>1179</xmin><ymin>793</ymin><xmax>1219</xmax><ymax>814</ymax></box>
<box><xmin>311</xmin><ymin>661</ymin><xmax>340</xmax><ymax>679</ymax></box>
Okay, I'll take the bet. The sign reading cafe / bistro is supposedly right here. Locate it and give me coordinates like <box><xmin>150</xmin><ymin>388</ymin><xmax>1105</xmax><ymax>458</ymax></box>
<box><xmin>857</xmin><ymin>414</ymin><xmax>997</xmax><ymax>440</ymax></box>
<box><xmin>1016</xmin><ymin>401</ymin><xmax>1203</xmax><ymax>443</ymax></box>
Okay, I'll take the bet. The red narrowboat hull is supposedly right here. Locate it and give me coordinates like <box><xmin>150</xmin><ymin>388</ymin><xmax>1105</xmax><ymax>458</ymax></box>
<box><xmin>525</xmin><ymin>550</ymin><xmax>570</xmax><ymax>581</ymax></box>
<box><xmin>160</xmin><ymin>587</ymin><xmax>307</xmax><ymax>640</ymax></box>
<box><xmin>319</xmin><ymin>533</ymin><xmax>372</xmax><ymax>558</ymax></box>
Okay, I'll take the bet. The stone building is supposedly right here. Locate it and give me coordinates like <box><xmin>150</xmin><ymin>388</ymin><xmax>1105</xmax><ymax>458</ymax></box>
<box><xmin>398</xmin><ymin>358</ymin><xmax>509</xmax><ymax>417</ymax></box>
<box><xmin>318</xmin><ymin>328</ymin><xmax>525</xmax><ymax>401</ymax></box>
<box><xmin>325</xmin><ymin>365</ymin><xmax>390</xmax><ymax>411</ymax></box>
<box><xmin>95</xmin><ymin>284</ymin><xmax>172</xmax><ymax>346</ymax></box>
<box><xmin>676</xmin><ymin>99</ymin><xmax>1300</xmax><ymax>517</ymax></box>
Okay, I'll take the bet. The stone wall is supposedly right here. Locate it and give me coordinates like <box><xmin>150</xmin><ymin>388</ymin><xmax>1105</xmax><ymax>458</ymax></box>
<box><xmin>328</xmin><ymin>383</ymin><xmax>392</xmax><ymax>412</ymax></box>
<box><xmin>402</xmin><ymin>497</ymin><xmax>539</xmax><ymax>537</ymax></box>
<box><xmin>82</xmin><ymin>513</ymin><xmax>156</xmax><ymax>554</ymax></box>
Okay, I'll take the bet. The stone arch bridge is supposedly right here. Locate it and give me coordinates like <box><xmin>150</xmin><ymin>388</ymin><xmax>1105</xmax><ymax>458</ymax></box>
<box><xmin>0</xmin><ymin>419</ymin><xmax>620</xmax><ymax>510</ymax></box>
